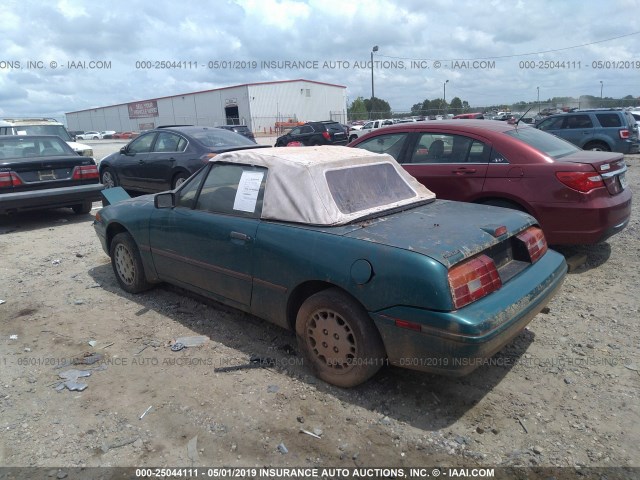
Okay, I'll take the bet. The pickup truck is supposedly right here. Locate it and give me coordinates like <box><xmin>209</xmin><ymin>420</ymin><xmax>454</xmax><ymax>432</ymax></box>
<box><xmin>348</xmin><ymin>119</ymin><xmax>394</xmax><ymax>142</ymax></box>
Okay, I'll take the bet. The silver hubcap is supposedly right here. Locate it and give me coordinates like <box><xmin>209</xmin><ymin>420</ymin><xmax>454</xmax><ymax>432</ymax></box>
<box><xmin>307</xmin><ymin>309</ymin><xmax>356</xmax><ymax>370</ymax></box>
<box><xmin>174</xmin><ymin>177</ymin><xmax>186</xmax><ymax>188</ymax></box>
<box><xmin>114</xmin><ymin>243</ymin><xmax>135</xmax><ymax>285</ymax></box>
<box><xmin>102</xmin><ymin>171</ymin><xmax>115</xmax><ymax>188</ymax></box>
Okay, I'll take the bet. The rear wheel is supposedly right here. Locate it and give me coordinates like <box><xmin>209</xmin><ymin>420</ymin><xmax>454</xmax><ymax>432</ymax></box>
<box><xmin>584</xmin><ymin>141</ymin><xmax>610</xmax><ymax>152</ymax></box>
<box><xmin>101</xmin><ymin>167</ymin><xmax>117</xmax><ymax>188</ymax></box>
<box><xmin>296</xmin><ymin>288</ymin><xmax>386</xmax><ymax>387</ymax></box>
<box><xmin>72</xmin><ymin>201</ymin><xmax>92</xmax><ymax>214</ymax></box>
<box><xmin>109</xmin><ymin>232</ymin><xmax>152</xmax><ymax>293</ymax></box>
<box><xmin>172</xmin><ymin>172</ymin><xmax>190</xmax><ymax>189</ymax></box>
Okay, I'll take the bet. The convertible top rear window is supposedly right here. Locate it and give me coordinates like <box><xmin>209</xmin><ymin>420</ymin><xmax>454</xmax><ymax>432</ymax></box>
<box><xmin>325</xmin><ymin>163</ymin><xmax>416</xmax><ymax>214</ymax></box>
<box><xmin>505</xmin><ymin>127</ymin><xmax>580</xmax><ymax>159</ymax></box>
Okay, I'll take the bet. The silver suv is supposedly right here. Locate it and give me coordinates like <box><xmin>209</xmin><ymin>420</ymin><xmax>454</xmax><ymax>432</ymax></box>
<box><xmin>535</xmin><ymin>109</ymin><xmax>639</xmax><ymax>153</ymax></box>
<box><xmin>0</xmin><ymin>118</ymin><xmax>93</xmax><ymax>157</ymax></box>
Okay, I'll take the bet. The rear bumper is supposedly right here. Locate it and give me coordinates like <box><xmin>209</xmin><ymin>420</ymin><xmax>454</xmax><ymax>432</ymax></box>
<box><xmin>531</xmin><ymin>188</ymin><xmax>632</xmax><ymax>245</ymax></box>
<box><xmin>370</xmin><ymin>250</ymin><xmax>567</xmax><ymax>376</ymax></box>
<box><xmin>0</xmin><ymin>184</ymin><xmax>104</xmax><ymax>214</ymax></box>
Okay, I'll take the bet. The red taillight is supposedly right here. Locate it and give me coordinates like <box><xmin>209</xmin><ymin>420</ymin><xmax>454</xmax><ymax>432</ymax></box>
<box><xmin>555</xmin><ymin>171</ymin><xmax>604</xmax><ymax>193</ymax></box>
<box><xmin>0</xmin><ymin>171</ymin><xmax>23</xmax><ymax>187</ymax></box>
<box><xmin>448</xmin><ymin>254</ymin><xmax>502</xmax><ymax>309</ymax></box>
<box><xmin>516</xmin><ymin>226</ymin><xmax>547</xmax><ymax>263</ymax></box>
<box><xmin>619</xmin><ymin>129</ymin><xmax>629</xmax><ymax>139</ymax></box>
<box><xmin>322</xmin><ymin>131</ymin><xmax>330</xmax><ymax>141</ymax></box>
<box><xmin>72</xmin><ymin>165</ymin><xmax>99</xmax><ymax>180</ymax></box>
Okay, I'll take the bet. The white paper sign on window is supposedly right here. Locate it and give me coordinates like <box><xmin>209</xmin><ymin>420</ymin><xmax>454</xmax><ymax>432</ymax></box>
<box><xmin>233</xmin><ymin>171</ymin><xmax>264</xmax><ymax>213</ymax></box>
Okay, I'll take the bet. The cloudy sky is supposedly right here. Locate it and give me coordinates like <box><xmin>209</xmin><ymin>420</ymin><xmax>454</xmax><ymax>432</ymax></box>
<box><xmin>1</xmin><ymin>0</ymin><xmax>639</xmax><ymax>121</ymax></box>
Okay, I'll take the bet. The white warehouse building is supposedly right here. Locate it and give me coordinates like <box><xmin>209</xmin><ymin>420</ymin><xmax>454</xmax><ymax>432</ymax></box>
<box><xmin>65</xmin><ymin>79</ymin><xmax>347</xmax><ymax>136</ymax></box>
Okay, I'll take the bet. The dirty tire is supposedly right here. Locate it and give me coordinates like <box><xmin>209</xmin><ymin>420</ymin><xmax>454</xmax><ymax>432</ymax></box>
<box><xmin>296</xmin><ymin>288</ymin><xmax>386</xmax><ymax>387</ymax></box>
<box><xmin>584</xmin><ymin>141</ymin><xmax>610</xmax><ymax>152</ymax></box>
<box><xmin>72</xmin><ymin>201</ymin><xmax>92</xmax><ymax>214</ymax></box>
<box><xmin>109</xmin><ymin>232</ymin><xmax>152</xmax><ymax>294</ymax></box>
<box><xmin>172</xmin><ymin>172</ymin><xmax>190</xmax><ymax>189</ymax></box>
<box><xmin>100</xmin><ymin>167</ymin><xmax>117</xmax><ymax>188</ymax></box>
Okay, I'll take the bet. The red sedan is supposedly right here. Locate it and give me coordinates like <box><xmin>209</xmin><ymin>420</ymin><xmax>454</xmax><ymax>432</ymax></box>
<box><xmin>348</xmin><ymin>120</ymin><xmax>631</xmax><ymax>245</ymax></box>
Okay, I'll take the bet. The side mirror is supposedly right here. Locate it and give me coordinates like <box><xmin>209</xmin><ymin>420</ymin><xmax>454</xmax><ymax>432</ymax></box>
<box><xmin>120</xmin><ymin>146</ymin><xmax>133</xmax><ymax>155</ymax></box>
<box><xmin>154</xmin><ymin>192</ymin><xmax>175</xmax><ymax>209</ymax></box>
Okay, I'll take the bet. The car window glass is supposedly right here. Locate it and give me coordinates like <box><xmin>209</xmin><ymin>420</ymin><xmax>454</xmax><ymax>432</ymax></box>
<box><xmin>362</xmin><ymin>122</ymin><xmax>373</xmax><ymax>129</ymax></box>
<box><xmin>128</xmin><ymin>133</ymin><xmax>155</xmax><ymax>154</ymax></box>
<box><xmin>290</xmin><ymin>127</ymin><xmax>301</xmax><ymax>135</ymax></box>
<box><xmin>195</xmin><ymin>163</ymin><xmax>267</xmax><ymax>218</ymax></box>
<box><xmin>490</xmin><ymin>149</ymin><xmax>509</xmax><ymax>164</ymax></box>
<box><xmin>538</xmin><ymin>117</ymin><xmax>564</xmax><ymax>131</ymax></box>
<box><xmin>300</xmin><ymin>126</ymin><xmax>313</xmax><ymax>134</ymax></box>
<box><xmin>175</xmin><ymin>167</ymin><xmax>207</xmax><ymax>209</ymax></box>
<box><xmin>153</xmin><ymin>132</ymin><xmax>183</xmax><ymax>152</ymax></box>
<box><xmin>409</xmin><ymin>133</ymin><xmax>478</xmax><ymax>164</ymax></box>
<box><xmin>565</xmin><ymin>115</ymin><xmax>593</xmax><ymax>129</ymax></box>
<box><xmin>595</xmin><ymin>113</ymin><xmax>622</xmax><ymax>128</ymax></box>
<box><xmin>505</xmin><ymin>127</ymin><xmax>580</xmax><ymax>159</ymax></box>
<box><xmin>354</xmin><ymin>133</ymin><xmax>408</xmax><ymax>161</ymax></box>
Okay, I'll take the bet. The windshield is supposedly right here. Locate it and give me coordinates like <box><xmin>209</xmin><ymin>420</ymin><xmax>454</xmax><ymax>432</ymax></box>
<box><xmin>504</xmin><ymin>126</ymin><xmax>580</xmax><ymax>159</ymax></box>
<box><xmin>15</xmin><ymin>125</ymin><xmax>72</xmax><ymax>141</ymax></box>
<box><xmin>191</xmin><ymin>128</ymin><xmax>255</xmax><ymax>148</ymax></box>
<box><xmin>0</xmin><ymin>136</ymin><xmax>75</xmax><ymax>159</ymax></box>
<box><xmin>325</xmin><ymin>162</ymin><xmax>417</xmax><ymax>214</ymax></box>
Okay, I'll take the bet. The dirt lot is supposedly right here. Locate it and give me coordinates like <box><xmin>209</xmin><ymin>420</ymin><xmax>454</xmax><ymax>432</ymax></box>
<box><xmin>0</xmin><ymin>145</ymin><xmax>638</xmax><ymax>475</ymax></box>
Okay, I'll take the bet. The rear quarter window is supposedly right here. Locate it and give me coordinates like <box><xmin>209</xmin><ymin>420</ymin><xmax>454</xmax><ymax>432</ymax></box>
<box><xmin>595</xmin><ymin>113</ymin><xmax>622</xmax><ymax>128</ymax></box>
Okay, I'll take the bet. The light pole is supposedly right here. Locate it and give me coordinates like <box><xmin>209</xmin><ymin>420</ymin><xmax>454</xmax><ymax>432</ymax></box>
<box><xmin>537</xmin><ymin>86</ymin><xmax>540</xmax><ymax>112</ymax></box>
<box><xmin>371</xmin><ymin>45</ymin><xmax>378</xmax><ymax>100</ymax></box>
<box><xmin>443</xmin><ymin>80</ymin><xmax>449</xmax><ymax>116</ymax></box>
<box><xmin>370</xmin><ymin>45</ymin><xmax>378</xmax><ymax>120</ymax></box>
<box><xmin>600</xmin><ymin>81</ymin><xmax>603</xmax><ymax>106</ymax></box>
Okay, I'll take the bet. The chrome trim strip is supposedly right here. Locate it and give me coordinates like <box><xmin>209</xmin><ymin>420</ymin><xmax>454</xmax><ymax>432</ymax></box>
<box><xmin>600</xmin><ymin>164</ymin><xmax>627</xmax><ymax>179</ymax></box>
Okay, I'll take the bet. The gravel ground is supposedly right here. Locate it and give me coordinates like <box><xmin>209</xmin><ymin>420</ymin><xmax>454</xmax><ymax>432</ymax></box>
<box><xmin>0</xmin><ymin>146</ymin><xmax>638</xmax><ymax>478</ymax></box>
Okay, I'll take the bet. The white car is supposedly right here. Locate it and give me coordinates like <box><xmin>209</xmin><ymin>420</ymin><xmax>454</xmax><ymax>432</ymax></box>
<box><xmin>77</xmin><ymin>131</ymin><xmax>103</xmax><ymax>140</ymax></box>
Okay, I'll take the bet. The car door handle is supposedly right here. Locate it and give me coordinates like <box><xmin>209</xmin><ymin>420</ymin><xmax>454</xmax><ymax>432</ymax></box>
<box><xmin>230</xmin><ymin>231</ymin><xmax>251</xmax><ymax>242</ymax></box>
<box><xmin>138</xmin><ymin>159</ymin><xmax>145</xmax><ymax>164</ymax></box>
<box><xmin>452</xmin><ymin>168</ymin><xmax>477</xmax><ymax>174</ymax></box>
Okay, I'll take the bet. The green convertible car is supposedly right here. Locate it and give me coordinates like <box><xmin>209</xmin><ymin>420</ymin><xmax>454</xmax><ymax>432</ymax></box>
<box><xmin>94</xmin><ymin>146</ymin><xmax>567</xmax><ymax>387</ymax></box>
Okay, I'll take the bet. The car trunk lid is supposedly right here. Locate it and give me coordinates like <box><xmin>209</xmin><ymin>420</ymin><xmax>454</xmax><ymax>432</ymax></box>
<box><xmin>343</xmin><ymin>200</ymin><xmax>536</xmax><ymax>268</ymax></box>
<box><xmin>1</xmin><ymin>155</ymin><xmax>97</xmax><ymax>192</ymax></box>
<box><xmin>555</xmin><ymin>151</ymin><xmax>627</xmax><ymax>195</ymax></box>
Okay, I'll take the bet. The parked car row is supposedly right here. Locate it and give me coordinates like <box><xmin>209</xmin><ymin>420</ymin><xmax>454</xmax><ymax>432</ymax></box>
<box><xmin>4</xmin><ymin>117</ymin><xmax>632</xmax><ymax>389</ymax></box>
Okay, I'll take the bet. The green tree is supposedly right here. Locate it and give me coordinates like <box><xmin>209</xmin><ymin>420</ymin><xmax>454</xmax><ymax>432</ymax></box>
<box><xmin>348</xmin><ymin>97</ymin><xmax>368</xmax><ymax>121</ymax></box>
<box><xmin>410</xmin><ymin>102</ymin><xmax>424</xmax><ymax>116</ymax></box>
<box><xmin>364</xmin><ymin>97</ymin><xmax>392</xmax><ymax>119</ymax></box>
<box><xmin>449</xmin><ymin>97</ymin><xmax>463</xmax><ymax>113</ymax></box>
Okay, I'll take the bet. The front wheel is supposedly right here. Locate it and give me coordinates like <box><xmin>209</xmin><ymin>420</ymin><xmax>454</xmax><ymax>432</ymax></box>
<box><xmin>296</xmin><ymin>288</ymin><xmax>386</xmax><ymax>387</ymax></box>
<box><xmin>109</xmin><ymin>232</ymin><xmax>152</xmax><ymax>293</ymax></box>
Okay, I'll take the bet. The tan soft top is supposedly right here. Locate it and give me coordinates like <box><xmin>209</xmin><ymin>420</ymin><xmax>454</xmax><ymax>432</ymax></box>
<box><xmin>211</xmin><ymin>146</ymin><xmax>436</xmax><ymax>226</ymax></box>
